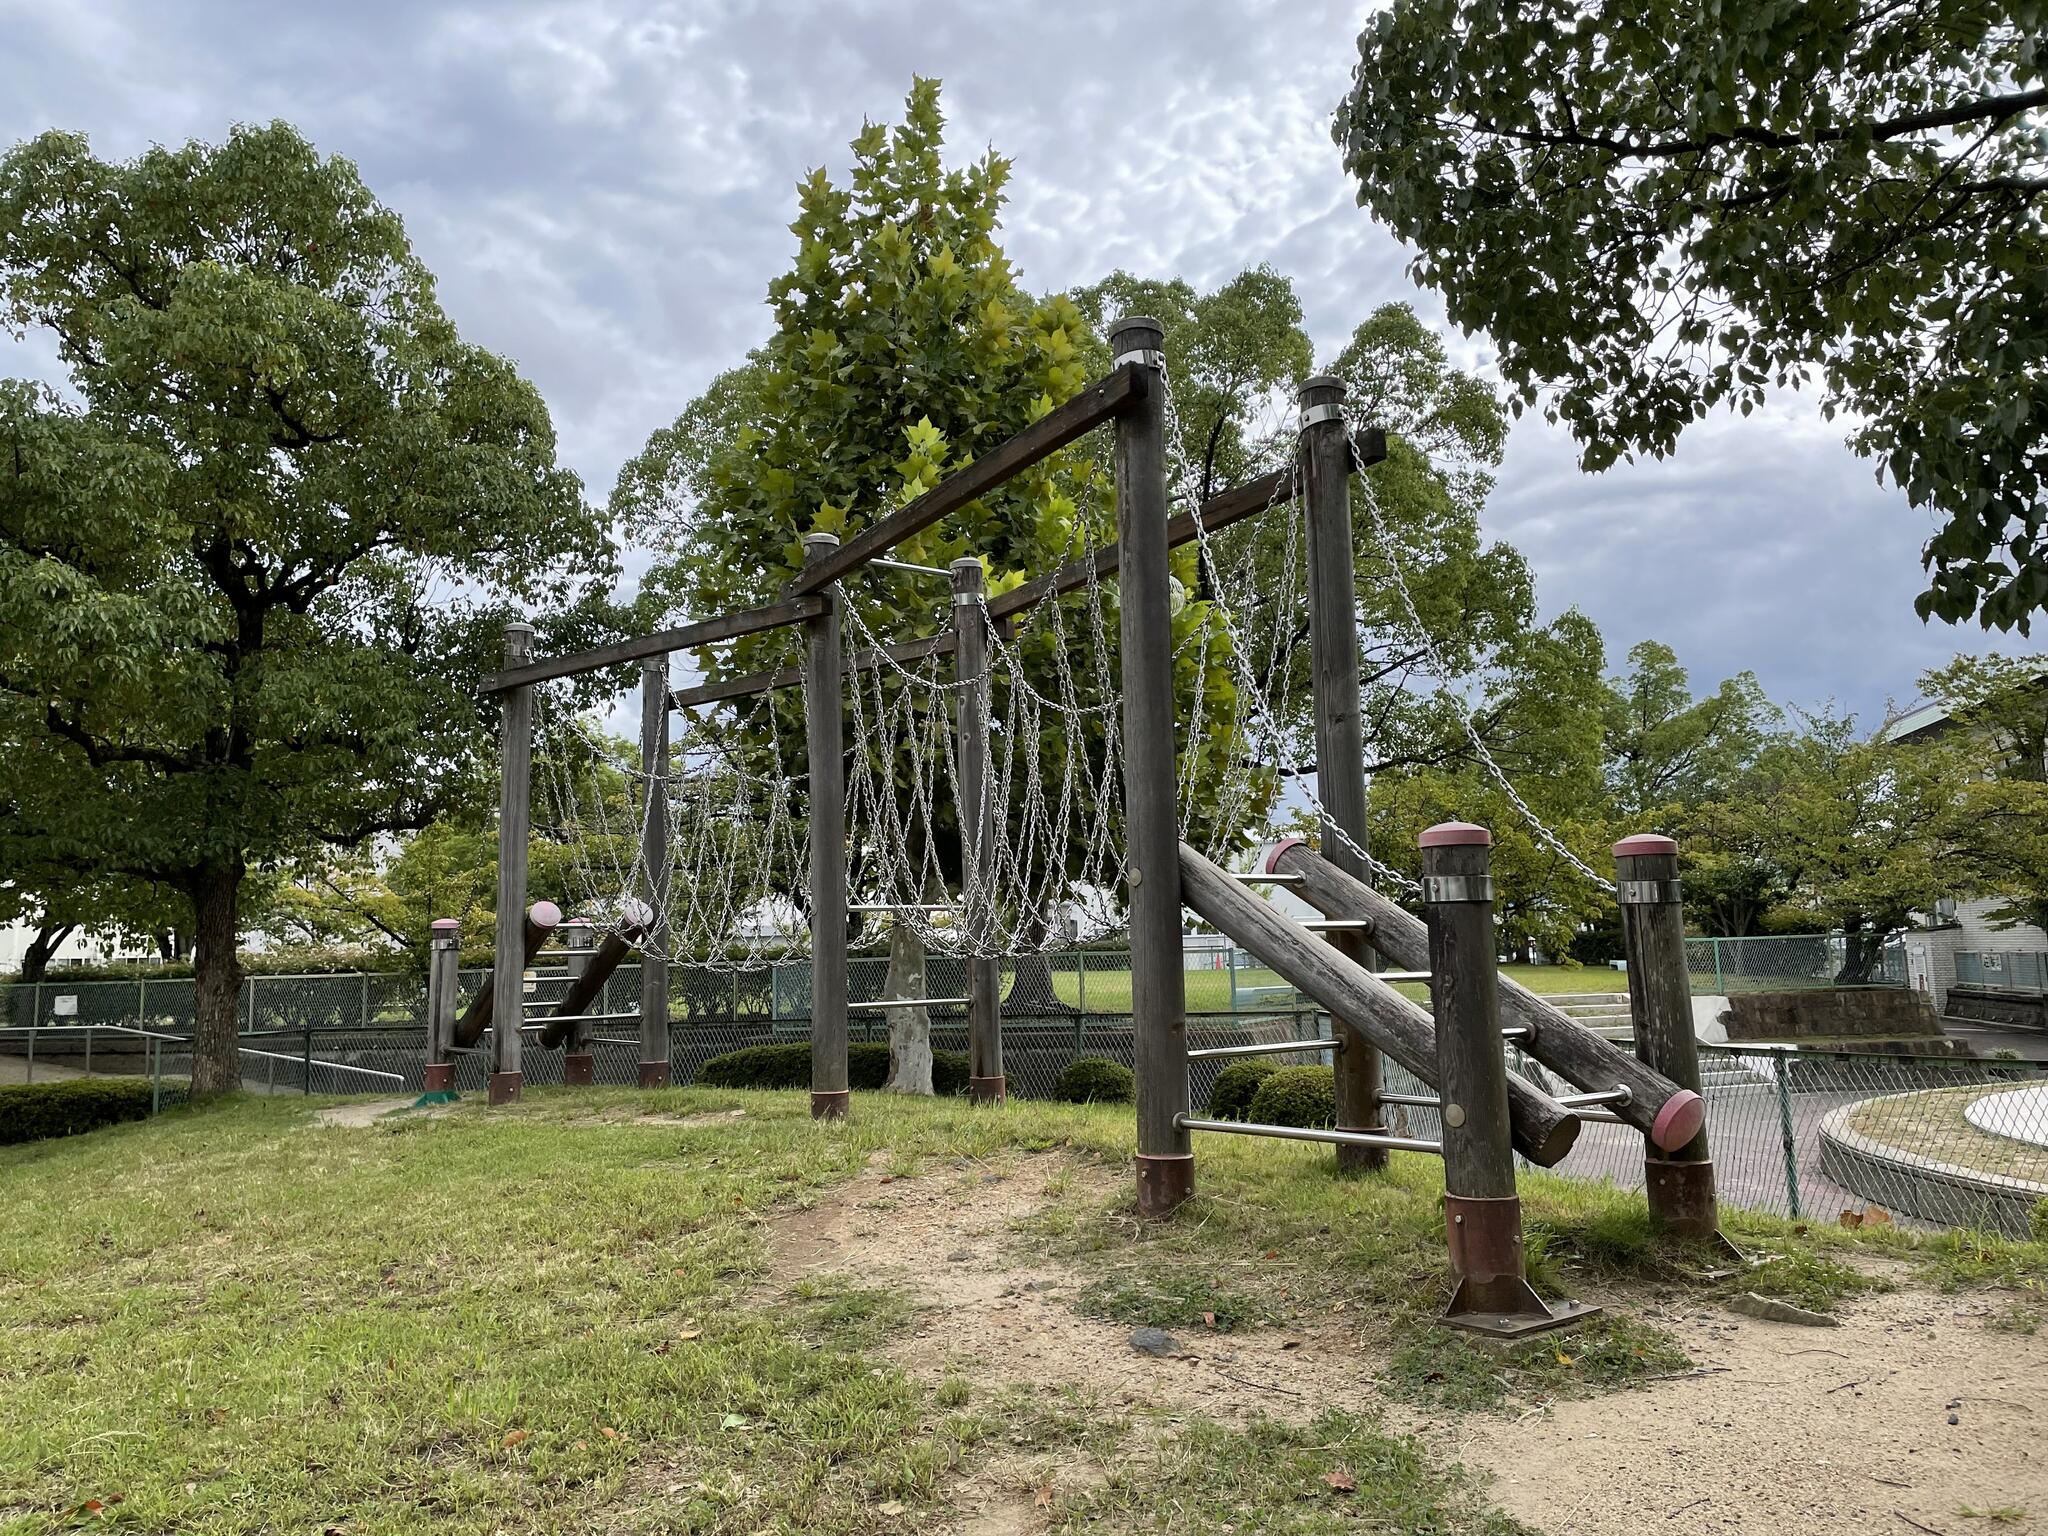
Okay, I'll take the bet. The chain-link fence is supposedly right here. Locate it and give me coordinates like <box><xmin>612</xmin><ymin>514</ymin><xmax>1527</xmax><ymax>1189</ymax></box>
<box><xmin>1684</xmin><ymin>933</ymin><xmax>1907</xmax><ymax>993</ymax></box>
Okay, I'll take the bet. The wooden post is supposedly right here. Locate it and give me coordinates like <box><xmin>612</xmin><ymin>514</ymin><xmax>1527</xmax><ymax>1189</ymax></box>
<box><xmin>560</xmin><ymin>919</ymin><xmax>596</xmax><ymax>1085</ymax></box>
<box><xmin>639</xmin><ymin>655</ymin><xmax>674</xmax><ymax>1088</ymax></box>
<box><xmin>1423</xmin><ymin>821</ymin><xmax>1596</xmax><ymax>1337</ymax></box>
<box><xmin>1299</xmin><ymin>376</ymin><xmax>1386</xmax><ymax>1173</ymax></box>
<box><xmin>424</xmin><ymin>918</ymin><xmax>460</xmax><ymax>1095</ymax></box>
<box><xmin>952</xmin><ymin>558</ymin><xmax>1004</xmax><ymax>1104</ymax></box>
<box><xmin>1112</xmin><ymin>318</ymin><xmax>1191</xmax><ymax>1217</ymax></box>
<box><xmin>490</xmin><ymin>620</ymin><xmax>535</xmax><ymax>1105</ymax></box>
<box><xmin>1615</xmin><ymin>833</ymin><xmax>1722</xmax><ymax>1242</ymax></box>
<box><xmin>804</xmin><ymin>533</ymin><xmax>850</xmax><ymax>1119</ymax></box>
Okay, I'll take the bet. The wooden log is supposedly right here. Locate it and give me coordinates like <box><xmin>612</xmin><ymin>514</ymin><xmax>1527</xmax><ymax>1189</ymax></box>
<box><xmin>785</xmin><ymin>366</ymin><xmax>1146</xmax><ymax>598</ymax></box>
<box><xmin>1113</xmin><ymin>320</ymin><xmax>1193</xmax><ymax>1217</ymax></box>
<box><xmin>537</xmin><ymin>913</ymin><xmax>649</xmax><ymax>1050</ymax></box>
<box><xmin>490</xmin><ymin>621</ymin><xmax>535</xmax><ymax>1103</ymax></box>
<box><xmin>1422</xmin><ymin>825</ymin><xmax>1515</xmax><ymax>1199</ymax></box>
<box><xmin>452</xmin><ymin>901</ymin><xmax>562</xmax><ymax>1049</ymax></box>
<box><xmin>1265</xmin><ymin>838</ymin><xmax>1705</xmax><ymax>1152</ymax></box>
<box><xmin>481</xmin><ymin>596</ymin><xmax>828</xmax><ymax>694</ymax></box>
<box><xmin>804</xmin><ymin>534</ymin><xmax>850</xmax><ymax>1118</ymax></box>
<box><xmin>639</xmin><ymin>656</ymin><xmax>672</xmax><ymax>1086</ymax></box>
<box><xmin>1299</xmin><ymin>376</ymin><xmax>1385</xmax><ymax>1172</ymax></box>
<box><xmin>1178</xmin><ymin>841</ymin><xmax>1580</xmax><ymax>1166</ymax></box>
<box><xmin>952</xmin><ymin>559</ymin><xmax>1004</xmax><ymax>1103</ymax></box>
<box><xmin>1616</xmin><ymin>833</ymin><xmax>1720</xmax><ymax>1239</ymax></box>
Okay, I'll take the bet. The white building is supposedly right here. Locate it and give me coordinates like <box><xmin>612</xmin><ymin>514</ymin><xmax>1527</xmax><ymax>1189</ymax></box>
<box><xmin>0</xmin><ymin>920</ymin><xmax>153</xmax><ymax>975</ymax></box>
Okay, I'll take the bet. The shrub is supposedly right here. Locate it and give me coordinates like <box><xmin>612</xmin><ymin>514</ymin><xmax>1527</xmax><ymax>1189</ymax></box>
<box><xmin>1207</xmin><ymin>1059</ymin><xmax>1277</xmax><ymax>1121</ymax></box>
<box><xmin>1053</xmin><ymin>1057</ymin><xmax>1134</xmax><ymax>1104</ymax></box>
<box><xmin>0</xmin><ymin>1077</ymin><xmax>157</xmax><ymax>1146</ymax></box>
<box><xmin>1246</xmin><ymin>1065</ymin><xmax>1335</xmax><ymax>1128</ymax></box>
<box><xmin>698</xmin><ymin>1041</ymin><xmax>967</xmax><ymax>1094</ymax></box>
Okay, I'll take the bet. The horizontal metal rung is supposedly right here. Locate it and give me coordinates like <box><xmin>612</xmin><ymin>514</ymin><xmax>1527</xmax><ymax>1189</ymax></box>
<box><xmin>1501</xmin><ymin>1025</ymin><xmax>1533</xmax><ymax>1040</ymax></box>
<box><xmin>1187</xmin><ymin>1037</ymin><xmax>1341</xmax><ymax>1061</ymax></box>
<box><xmin>848</xmin><ymin>996</ymin><xmax>970</xmax><ymax>1009</ymax></box>
<box><xmin>1302</xmin><ymin>919</ymin><xmax>1372</xmax><ymax>930</ymax></box>
<box><xmin>1378</xmin><ymin>970</ymin><xmax>1431</xmax><ymax>983</ymax></box>
<box><xmin>1376</xmin><ymin>1090</ymin><xmax>1440</xmax><ymax>1108</ymax></box>
<box><xmin>870</xmin><ymin>556</ymin><xmax>954</xmax><ymax>578</ymax></box>
<box><xmin>1232</xmin><ymin>872</ymin><xmax>1302</xmax><ymax>883</ymax></box>
<box><xmin>848</xmin><ymin>903</ymin><xmax>957</xmax><ymax>912</ymax></box>
<box><xmin>1558</xmin><ymin>1086</ymin><xmax>1633</xmax><ymax>1109</ymax></box>
<box><xmin>1177</xmin><ymin>1115</ymin><xmax>1442</xmax><ymax>1155</ymax></box>
<box><xmin>548</xmin><ymin>1011</ymin><xmax>641</xmax><ymax>1025</ymax></box>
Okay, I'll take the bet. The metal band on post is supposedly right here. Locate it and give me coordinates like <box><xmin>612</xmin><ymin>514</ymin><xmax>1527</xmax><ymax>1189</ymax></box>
<box><xmin>1615</xmin><ymin>833</ymin><xmax>1725</xmax><ymax>1244</ymax></box>
<box><xmin>424</xmin><ymin>919</ymin><xmax>460</xmax><ymax>1096</ymax></box>
<box><xmin>638</xmin><ymin>655</ymin><xmax>673</xmax><ymax>1088</ymax></box>
<box><xmin>1422</xmin><ymin>821</ymin><xmax>1596</xmax><ymax>1337</ymax></box>
<box><xmin>560</xmin><ymin>919</ymin><xmax>596</xmax><ymax>1085</ymax></box>
<box><xmin>951</xmin><ymin>558</ymin><xmax>1004</xmax><ymax>1105</ymax></box>
<box><xmin>490</xmin><ymin>621</ymin><xmax>535</xmax><ymax>1106</ymax></box>
<box><xmin>1113</xmin><ymin>318</ymin><xmax>1192</xmax><ymax>1217</ymax></box>
<box><xmin>804</xmin><ymin>534</ymin><xmax>851</xmax><ymax>1120</ymax></box>
<box><xmin>1299</xmin><ymin>376</ymin><xmax>1388</xmax><ymax>1173</ymax></box>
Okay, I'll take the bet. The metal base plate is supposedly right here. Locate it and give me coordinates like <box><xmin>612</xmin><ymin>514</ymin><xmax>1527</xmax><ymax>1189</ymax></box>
<box><xmin>423</xmin><ymin>1063</ymin><xmax>455</xmax><ymax>1092</ymax></box>
<box><xmin>563</xmin><ymin>1053</ymin><xmax>595</xmax><ymax>1086</ymax></box>
<box><xmin>811</xmin><ymin>1089</ymin><xmax>850</xmax><ymax>1121</ymax></box>
<box><xmin>412</xmin><ymin>1090</ymin><xmax>459</xmax><ymax>1108</ymax></box>
<box><xmin>638</xmin><ymin>1061</ymin><xmax>671</xmax><ymax>1089</ymax></box>
<box><xmin>487</xmin><ymin>1071</ymin><xmax>522</xmax><ymax>1106</ymax></box>
<box><xmin>1135</xmin><ymin>1153</ymin><xmax>1194</xmax><ymax>1219</ymax></box>
<box><xmin>1440</xmin><ymin>1295</ymin><xmax>1602</xmax><ymax>1341</ymax></box>
<box><xmin>968</xmin><ymin>1075</ymin><xmax>1006</xmax><ymax>1105</ymax></box>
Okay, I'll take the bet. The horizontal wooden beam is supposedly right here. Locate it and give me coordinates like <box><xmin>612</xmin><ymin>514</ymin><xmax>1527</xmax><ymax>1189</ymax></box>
<box><xmin>783</xmin><ymin>364</ymin><xmax>1148</xmax><ymax>598</ymax></box>
<box><xmin>670</xmin><ymin>631</ymin><xmax>957</xmax><ymax>709</ymax></box>
<box><xmin>481</xmin><ymin>596</ymin><xmax>828</xmax><ymax>694</ymax></box>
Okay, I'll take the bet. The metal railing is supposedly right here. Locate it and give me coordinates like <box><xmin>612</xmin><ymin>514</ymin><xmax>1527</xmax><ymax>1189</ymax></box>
<box><xmin>1955</xmin><ymin>950</ymin><xmax>2048</xmax><ymax>994</ymax></box>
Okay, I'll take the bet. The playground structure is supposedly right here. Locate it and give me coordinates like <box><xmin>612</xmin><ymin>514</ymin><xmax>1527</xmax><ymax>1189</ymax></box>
<box><xmin>458</xmin><ymin>318</ymin><xmax>1723</xmax><ymax>1335</ymax></box>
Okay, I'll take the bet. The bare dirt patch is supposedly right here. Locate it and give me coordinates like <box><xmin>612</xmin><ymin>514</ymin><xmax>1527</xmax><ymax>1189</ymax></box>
<box><xmin>313</xmin><ymin>1097</ymin><xmax>420</xmax><ymax>1128</ymax></box>
<box><xmin>1427</xmin><ymin>1286</ymin><xmax>2048</xmax><ymax>1534</ymax></box>
<box><xmin>764</xmin><ymin>1149</ymin><xmax>1388</xmax><ymax>1424</ymax></box>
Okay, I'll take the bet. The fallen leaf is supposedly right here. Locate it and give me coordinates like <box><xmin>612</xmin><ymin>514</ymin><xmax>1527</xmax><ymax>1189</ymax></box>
<box><xmin>1864</xmin><ymin>1205</ymin><xmax>1893</xmax><ymax>1226</ymax></box>
<box><xmin>1202</xmin><ymin>1311</ymin><xmax>1216</xmax><ymax>1328</ymax></box>
<box><xmin>878</xmin><ymin>1501</ymin><xmax>907</xmax><ymax>1517</ymax></box>
<box><xmin>720</xmin><ymin>1413</ymin><xmax>749</xmax><ymax>1430</ymax></box>
<box><xmin>600</xmin><ymin>1427</ymin><xmax>620</xmax><ymax>1441</ymax></box>
<box><xmin>1554</xmin><ymin>1351</ymin><xmax>1574</xmax><ymax>1366</ymax></box>
<box><xmin>678</xmin><ymin>1328</ymin><xmax>703</xmax><ymax>1341</ymax></box>
<box><xmin>1034</xmin><ymin>1484</ymin><xmax>1055</xmax><ymax>1509</ymax></box>
<box><xmin>1281</xmin><ymin>1339</ymin><xmax>1302</xmax><ymax>1351</ymax></box>
<box><xmin>502</xmin><ymin>1430</ymin><xmax>528</xmax><ymax>1448</ymax></box>
<box><xmin>1262</xmin><ymin>1249</ymin><xmax>1279</xmax><ymax>1260</ymax></box>
<box><xmin>1839</xmin><ymin>1211</ymin><xmax>1863</xmax><ymax>1229</ymax></box>
<box><xmin>1323</xmin><ymin>1469</ymin><xmax>1357</xmax><ymax>1493</ymax></box>
<box><xmin>574</xmin><ymin>1440</ymin><xmax>588</xmax><ymax>1451</ymax></box>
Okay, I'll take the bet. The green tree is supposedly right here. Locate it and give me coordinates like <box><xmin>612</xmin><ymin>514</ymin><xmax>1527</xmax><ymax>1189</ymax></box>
<box><xmin>1605</xmin><ymin>641</ymin><xmax>1776</xmax><ymax>821</ymax></box>
<box><xmin>0</xmin><ymin>123</ymin><xmax>615</xmax><ymax>1094</ymax></box>
<box><xmin>1334</xmin><ymin>3</ymin><xmax>2048</xmax><ymax>629</ymax></box>
<box><xmin>1916</xmin><ymin>653</ymin><xmax>2048</xmax><ymax>931</ymax></box>
<box><xmin>614</xmin><ymin>82</ymin><xmax>1261</xmax><ymax>1090</ymax></box>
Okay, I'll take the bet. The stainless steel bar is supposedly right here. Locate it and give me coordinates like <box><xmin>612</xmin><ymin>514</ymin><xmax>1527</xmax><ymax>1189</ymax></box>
<box><xmin>870</xmin><ymin>557</ymin><xmax>954</xmax><ymax>578</ymax></box>
<box><xmin>1232</xmin><ymin>872</ymin><xmax>1302</xmax><ymax>883</ymax></box>
<box><xmin>847</xmin><ymin>996</ymin><xmax>971</xmax><ymax>1009</ymax></box>
<box><xmin>1176</xmin><ymin>1115</ymin><xmax>1443</xmax><ymax>1155</ymax></box>
<box><xmin>1186</xmin><ymin>1036</ymin><xmax>1342</xmax><ymax>1061</ymax></box>
<box><xmin>848</xmin><ymin>903</ymin><xmax>956</xmax><ymax>912</ymax></box>
<box><xmin>1558</xmin><ymin>1086</ymin><xmax>1634</xmax><ymax>1108</ymax></box>
<box><xmin>1301</xmin><ymin>919</ymin><xmax>1373</xmax><ymax>930</ymax></box>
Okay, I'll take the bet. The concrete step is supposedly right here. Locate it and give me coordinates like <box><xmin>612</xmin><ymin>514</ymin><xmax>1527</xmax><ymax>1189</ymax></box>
<box><xmin>1546</xmin><ymin>993</ymin><xmax>1631</xmax><ymax>1006</ymax></box>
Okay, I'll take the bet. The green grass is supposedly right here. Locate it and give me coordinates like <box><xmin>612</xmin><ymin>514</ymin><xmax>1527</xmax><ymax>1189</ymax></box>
<box><xmin>6</xmin><ymin>1088</ymin><xmax>2047</xmax><ymax>1535</ymax></box>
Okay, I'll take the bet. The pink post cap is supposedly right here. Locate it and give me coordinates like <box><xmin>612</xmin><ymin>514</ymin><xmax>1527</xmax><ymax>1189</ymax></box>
<box><xmin>1263</xmin><ymin>836</ymin><xmax>1308</xmax><ymax>873</ymax></box>
<box><xmin>1650</xmin><ymin>1089</ymin><xmax>1706</xmax><ymax>1151</ymax></box>
<box><xmin>1418</xmin><ymin>821</ymin><xmax>1491</xmax><ymax>848</ymax></box>
<box><xmin>1612</xmin><ymin>833</ymin><xmax>1678</xmax><ymax>858</ymax></box>
<box><xmin>618</xmin><ymin>897</ymin><xmax>655</xmax><ymax>931</ymax></box>
<box><xmin>430</xmin><ymin>918</ymin><xmax>460</xmax><ymax>931</ymax></box>
<box><xmin>529</xmin><ymin>900</ymin><xmax>563</xmax><ymax>928</ymax></box>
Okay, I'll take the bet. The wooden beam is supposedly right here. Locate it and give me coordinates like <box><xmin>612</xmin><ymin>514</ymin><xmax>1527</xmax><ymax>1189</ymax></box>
<box><xmin>669</xmin><ymin>631</ymin><xmax>956</xmax><ymax>709</ymax></box>
<box><xmin>783</xmin><ymin>364</ymin><xmax>1148</xmax><ymax>598</ymax></box>
<box><xmin>480</xmin><ymin>596</ymin><xmax>828</xmax><ymax>694</ymax></box>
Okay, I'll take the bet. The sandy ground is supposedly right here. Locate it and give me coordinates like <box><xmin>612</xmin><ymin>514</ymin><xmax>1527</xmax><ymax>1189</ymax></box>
<box><xmin>767</xmin><ymin>1149</ymin><xmax>2048</xmax><ymax>1536</ymax></box>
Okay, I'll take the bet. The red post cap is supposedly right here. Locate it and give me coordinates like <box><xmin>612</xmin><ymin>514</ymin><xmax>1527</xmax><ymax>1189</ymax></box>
<box><xmin>1418</xmin><ymin>821</ymin><xmax>1491</xmax><ymax>848</ymax></box>
<box><xmin>1612</xmin><ymin>834</ymin><xmax>1678</xmax><ymax>858</ymax></box>
<box><xmin>1263</xmin><ymin>836</ymin><xmax>1308</xmax><ymax>873</ymax></box>
<box><xmin>529</xmin><ymin>899</ymin><xmax>563</xmax><ymax>927</ymax></box>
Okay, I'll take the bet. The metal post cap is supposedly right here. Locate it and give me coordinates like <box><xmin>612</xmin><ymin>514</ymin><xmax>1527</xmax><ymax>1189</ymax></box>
<box><xmin>529</xmin><ymin>900</ymin><xmax>563</xmax><ymax>927</ymax></box>
<box><xmin>1297</xmin><ymin>374</ymin><xmax>1346</xmax><ymax>404</ymax></box>
<box><xmin>1263</xmin><ymin>836</ymin><xmax>1308</xmax><ymax>873</ymax></box>
<box><xmin>1612</xmin><ymin>833</ymin><xmax>1678</xmax><ymax>857</ymax></box>
<box><xmin>802</xmin><ymin>531</ymin><xmax>840</xmax><ymax>548</ymax></box>
<box><xmin>1418</xmin><ymin>821</ymin><xmax>1492</xmax><ymax>848</ymax></box>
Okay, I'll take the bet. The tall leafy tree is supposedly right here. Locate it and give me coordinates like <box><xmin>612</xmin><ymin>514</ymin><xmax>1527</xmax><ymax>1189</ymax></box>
<box><xmin>614</xmin><ymin>82</ymin><xmax>1260</xmax><ymax>1089</ymax></box>
<box><xmin>1605</xmin><ymin>641</ymin><xmax>1776</xmax><ymax>821</ymax></box>
<box><xmin>0</xmin><ymin>123</ymin><xmax>614</xmax><ymax>1094</ymax></box>
<box><xmin>1335</xmin><ymin>2</ymin><xmax>2048</xmax><ymax>629</ymax></box>
<box><xmin>1916</xmin><ymin>653</ymin><xmax>2048</xmax><ymax>932</ymax></box>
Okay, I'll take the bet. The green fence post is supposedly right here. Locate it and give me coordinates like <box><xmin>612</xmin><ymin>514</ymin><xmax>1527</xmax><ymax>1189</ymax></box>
<box><xmin>150</xmin><ymin>1039</ymin><xmax>162</xmax><ymax>1115</ymax></box>
<box><xmin>1077</xmin><ymin>950</ymin><xmax>1087</xmax><ymax>1017</ymax></box>
<box><xmin>1773</xmin><ymin>1054</ymin><xmax>1801</xmax><ymax>1220</ymax></box>
<box><xmin>1713</xmin><ymin>937</ymin><xmax>1725</xmax><ymax>995</ymax></box>
<box><xmin>361</xmin><ymin>972</ymin><xmax>372</xmax><ymax>1030</ymax></box>
<box><xmin>1226</xmin><ymin>946</ymin><xmax>1236</xmax><ymax>1013</ymax></box>
<box><xmin>24</xmin><ymin>1018</ymin><xmax>34</xmax><ymax>1085</ymax></box>
<box><xmin>303</xmin><ymin>1025</ymin><xmax>312</xmax><ymax>1096</ymax></box>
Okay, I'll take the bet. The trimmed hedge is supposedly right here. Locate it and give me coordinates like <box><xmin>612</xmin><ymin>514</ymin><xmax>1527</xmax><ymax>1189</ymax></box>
<box><xmin>1053</xmin><ymin>1056</ymin><xmax>1135</xmax><ymax>1105</ymax></box>
<box><xmin>1246</xmin><ymin>1065</ymin><xmax>1335</xmax><ymax>1129</ymax></box>
<box><xmin>698</xmin><ymin>1042</ymin><xmax>969</xmax><ymax>1095</ymax></box>
<box><xmin>0</xmin><ymin>1077</ymin><xmax>157</xmax><ymax>1146</ymax></box>
<box><xmin>1207</xmin><ymin>1059</ymin><xmax>1277</xmax><ymax>1121</ymax></box>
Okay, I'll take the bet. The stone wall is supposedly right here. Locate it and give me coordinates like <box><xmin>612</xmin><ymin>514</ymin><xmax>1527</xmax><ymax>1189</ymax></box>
<box><xmin>1723</xmin><ymin>987</ymin><xmax>1941</xmax><ymax>1042</ymax></box>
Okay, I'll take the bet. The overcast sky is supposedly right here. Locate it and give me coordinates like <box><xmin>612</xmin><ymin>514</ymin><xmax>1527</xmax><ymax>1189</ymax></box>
<box><xmin>0</xmin><ymin>0</ymin><xmax>2016</xmax><ymax>725</ymax></box>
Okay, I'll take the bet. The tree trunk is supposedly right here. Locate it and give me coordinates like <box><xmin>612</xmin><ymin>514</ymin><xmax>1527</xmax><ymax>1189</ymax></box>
<box><xmin>882</xmin><ymin>918</ymin><xmax>933</xmax><ymax>1094</ymax></box>
<box><xmin>1834</xmin><ymin>917</ymin><xmax>1885</xmax><ymax>985</ymax></box>
<box><xmin>189</xmin><ymin>863</ymin><xmax>245</xmax><ymax>1098</ymax></box>
<box><xmin>1001</xmin><ymin>903</ymin><xmax>1079</xmax><ymax>1015</ymax></box>
<box><xmin>19</xmin><ymin>924</ymin><xmax>75</xmax><ymax>985</ymax></box>
<box><xmin>155</xmin><ymin>929</ymin><xmax>188</xmax><ymax>963</ymax></box>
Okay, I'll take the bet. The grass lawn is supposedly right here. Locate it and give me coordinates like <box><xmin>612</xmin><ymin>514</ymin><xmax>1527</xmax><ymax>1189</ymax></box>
<box><xmin>1006</xmin><ymin>962</ymin><xmax>1624</xmax><ymax>1016</ymax></box>
<box><xmin>4</xmin><ymin>1089</ymin><xmax>2042</xmax><ymax>1536</ymax></box>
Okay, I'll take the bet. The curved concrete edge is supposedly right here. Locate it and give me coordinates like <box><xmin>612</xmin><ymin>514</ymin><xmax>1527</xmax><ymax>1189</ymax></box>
<box><xmin>1817</xmin><ymin>1093</ymin><xmax>2048</xmax><ymax>1239</ymax></box>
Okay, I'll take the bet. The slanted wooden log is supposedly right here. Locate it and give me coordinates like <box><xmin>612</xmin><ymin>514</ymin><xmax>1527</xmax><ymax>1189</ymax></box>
<box><xmin>1266</xmin><ymin>838</ymin><xmax>1704</xmax><ymax>1153</ymax></box>
<box><xmin>454</xmin><ymin>901</ymin><xmax>562</xmax><ymax>1050</ymax></box>
<box><xmin>1179</xmin><ymin>842</ymin><xmax>1580</xmax><ymax>1166</ymax></box>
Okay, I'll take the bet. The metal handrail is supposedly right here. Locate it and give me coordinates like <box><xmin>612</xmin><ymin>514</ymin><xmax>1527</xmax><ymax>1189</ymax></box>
<box><xmin>1187</xmin><ymin>1036</ymin><xmax>1341</xmax><ymax>1061</ymax></box>
<box><xmin>1177</xmin><ymin>1115</ymin><xmax>1442</xmax><ymax>1155</ymax></box>
<box><xmin>236</xmin><ymin>1047</ymin><xmax>403</xmax><ymax>1086</ymax></box>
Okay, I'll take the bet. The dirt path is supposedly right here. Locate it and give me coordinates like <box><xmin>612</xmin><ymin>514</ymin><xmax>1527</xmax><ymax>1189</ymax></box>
<box><xmin>770</xmin><ymin>1150</ymin><xmax>2048</xmax><ymax>1536</ymax></box>
<box><xmin>1428</xmin><ymin>1287</ymin><xmax>2048</xmax><ymax>1534</ymax></box>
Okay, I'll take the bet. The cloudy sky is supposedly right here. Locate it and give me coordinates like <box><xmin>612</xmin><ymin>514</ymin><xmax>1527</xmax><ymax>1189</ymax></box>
<box><xmin>0</xmin><ymin>0</ymin><xmax>2013</xmax><ymax>724</ymax></box>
